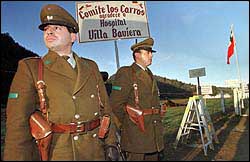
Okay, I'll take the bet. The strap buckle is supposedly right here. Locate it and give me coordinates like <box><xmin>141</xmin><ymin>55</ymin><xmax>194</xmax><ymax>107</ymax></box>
<box><xmin>70</xmin><ymin>121</ymin><xmax>88</xmax><ymax>134</ymax></box>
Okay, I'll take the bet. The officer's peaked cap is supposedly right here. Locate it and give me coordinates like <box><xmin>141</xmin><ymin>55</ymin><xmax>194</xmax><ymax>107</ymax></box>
<box><xmin>38</xmin><ymin>4</ymin><xmax>79</xmax><ymax>33</ymax></box>
<box><xmin>131</xmin><ymin>37</ymin><xmax>156</xmax><ymax>53</ymax></box>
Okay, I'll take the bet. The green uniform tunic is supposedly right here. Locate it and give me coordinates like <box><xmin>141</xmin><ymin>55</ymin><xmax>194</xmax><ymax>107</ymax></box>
<box><xmin>110</xmin><ymin>63</ymin><xmax>164</xmax><ymax>153</ymax></box>
<box><xmin>4</xmin><ymin>51</ymin><xmax>116</xmax><ymax>160</ymax></box>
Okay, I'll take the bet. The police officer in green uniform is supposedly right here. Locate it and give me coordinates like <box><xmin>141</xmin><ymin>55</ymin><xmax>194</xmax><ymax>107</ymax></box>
<box><xmin>110</xmin><ymin>38</ymin><xmax>165</xmax><ymax>161</ymax></box>
<box><xmin>3</xmin><ymin>4</ymin><xmax>118</xmax><ymax>161</ymax></box>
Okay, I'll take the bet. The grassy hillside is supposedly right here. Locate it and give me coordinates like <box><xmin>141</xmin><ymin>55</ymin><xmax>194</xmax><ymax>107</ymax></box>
<box><xmin>107</xmin><ymin>74</ymin><xmax>233</xmax><ymax>99</ymax></box>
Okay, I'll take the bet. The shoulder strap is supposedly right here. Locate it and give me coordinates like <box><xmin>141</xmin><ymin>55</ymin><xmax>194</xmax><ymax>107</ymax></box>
<box><xmin>36</xmin><ymin>59</ymin><xmax>48</xmax><ymax>121</ymax></box>
<box><xmin>38</xmin><ymin>58</ymin><xmax>43</xmax><ymax>81</ymax></box>
<box><xmin>131</xmin><ymin>68</ymin><xmax>140</xmax><ymax>108</ymax></box>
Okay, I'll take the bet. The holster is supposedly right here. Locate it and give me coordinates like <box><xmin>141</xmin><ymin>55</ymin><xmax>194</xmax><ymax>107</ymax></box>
<box><xmin>160</xmin><ymin>104</ymin><xmax>167</xmax><ymax>117</ymax></box>
<box><xmin>98</xmin><ymin>115</ymin><xmax>110</xmax><ymax>138</ymax></box>
<box><xmin>29</xmin><ymin>111</ymin><xmax>53</xmax><ymax>161</ymax></box>
<box><xmin>125</xmin><ymin>105</ymin><xmax>145</xmax><ymax>132</ymax></box>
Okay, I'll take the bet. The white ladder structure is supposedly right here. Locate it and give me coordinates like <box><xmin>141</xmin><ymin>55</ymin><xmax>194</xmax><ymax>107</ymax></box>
<box><xmin>173</xmin><ymin>95</ymin><xmax>219</xmax><ymax>156</ymax></box>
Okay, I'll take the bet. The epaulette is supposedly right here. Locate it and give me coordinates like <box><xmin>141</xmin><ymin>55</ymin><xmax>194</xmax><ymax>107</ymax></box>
<box><xmin>119</xmin><ymin>66</ymin><xmax>130</xmax><ymax>71</ymax></box>
<box><xmin>80</xmin><ymin>57</ymin><xmax>93</xmax><ymax>62</ymax></box>
<box><xmin>80</xmin><ymin>57</ymin><xmax>96</xmax><ymax>67</ymax></box>
<box><xmin>22</xmin><ymin>56</ymin><xmax>41</xmax><ymax>61</ymax></box>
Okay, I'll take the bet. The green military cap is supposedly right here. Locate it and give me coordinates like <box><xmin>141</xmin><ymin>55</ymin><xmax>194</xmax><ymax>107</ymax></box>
<box><xmin>38</xmin><ymin>4</ymin><xmax>79</xmax><ymax>33</ymax></box>
<box><xmin>131</xmin><ymin>37</ymin><xmax>156</xmax><ymax>53</ymax></box>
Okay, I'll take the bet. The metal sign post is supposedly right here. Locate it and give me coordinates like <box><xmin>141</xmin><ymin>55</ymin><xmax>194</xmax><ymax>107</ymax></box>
<box><xmin>114</xmin><ymin>40</ymin><xmax>120</xmax><ymax>70</ymax></box>
<box><xmin>189</xmin><ymin>67</ymin><xmax>206</xmax><ymax>95</ymax></box>
<box><xmin>197</xmin><ymin>77</ymin><xmax>201</xmax><ymax>95</ymax></box>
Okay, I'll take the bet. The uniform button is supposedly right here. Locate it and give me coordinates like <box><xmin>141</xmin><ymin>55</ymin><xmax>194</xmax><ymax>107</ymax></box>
<box><xmin>92</xmin><ymin>133</ymin><xmax>97</xmax><ymax>138</ymax></box>
<box><xmin>72</xmin><ymin>96</ymin><xmax>76</xmax><ymax>100</ymax></box>
<box><xmin>153</xmin><ymin>120</ymin><xmax>157</xmax><ymax>123</ymax></box>
<box><xmin>73</xmin><ymin>135</ymin><xmax>79</xmax><ymax>141</ymax></box>
<box><xmin>74</xmin><ymin>114</ymin><xmax>80</xmax><ymax>119</ymax></box>
<box><xmin>90</xmin><ymin>94</ymin><xmax>95</xmax><ymax>98</ymax></box>
<box><xmin>94</xmin><ymin>112</ymin><xmax>98</xmax><ymax>116</ymax></box>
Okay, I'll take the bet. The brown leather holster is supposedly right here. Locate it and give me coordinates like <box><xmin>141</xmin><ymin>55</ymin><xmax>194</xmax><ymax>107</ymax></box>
<box><xmin>29</xmin><ymin>111</ymin><xmax>52</xmax><ymax>161</ymax></box>
<box><xmin>125</xmin><ymin>105</ymin><xmax>145</xmax><ymax>132</ymax></box>
<box><xmin>98</xmin><ymin>115</ymin><xmax>111</xmax><ymax>138</ymax></box>
<box><xmin>160</xmin><ymin>104</ymin><xmax>167</xmax><ymax>117</ymax></box>
<box><xmin>29</xmin><ymin>58</ymin><xmax>52</xmax><ymax>161</ymax></box>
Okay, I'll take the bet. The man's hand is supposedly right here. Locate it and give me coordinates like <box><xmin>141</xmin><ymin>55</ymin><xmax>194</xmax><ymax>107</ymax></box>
<box><xmin>105</xmin><ymin>145</ymin><xmax>120</xmax><ymax>161</ymax></box>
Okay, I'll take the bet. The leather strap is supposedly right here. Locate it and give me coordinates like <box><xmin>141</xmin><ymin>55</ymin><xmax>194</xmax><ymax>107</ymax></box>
<box><xmin>131</xmin><ymin>68</ymin><xmax>139</xmax><ymax>108</ymax></box>
<box><xmin>131</xmin><ymin>67</ymin><xmax>157</xmax><ymax>113</ymax></box>
<box><xmin>37</xmin><ymin>59</ymin><xmax>48</xmax><ymax>120</ymax></box>
<box><xmin>51</xmin><ymin>118</ymin><xmax>100</xmax><ymax>133</ymax></box>
<box><xmin>143</xmin><ymin>109</ymin><xmax>160</xmax><ymax>115</ymax></box>
<box><xmin>38</xmin><ymin>58</ymin><xmax>43</xmax><ymax>81</ymax></box>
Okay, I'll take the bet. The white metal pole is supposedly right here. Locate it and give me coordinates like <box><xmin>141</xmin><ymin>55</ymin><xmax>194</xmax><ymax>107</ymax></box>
<box><xmin>234</xmin><ymin>39</ymin><xmax>243</xmax><ymax>93</ymax></box>
<box><xmin>114</xmin><ymin>40</ymin><xmax>120</xmax><ymax>70</ymax></box>
<box><xmin>220</xmin><ymin>90</ymin><xmax>225</xmax><ymax>113</ymax></box>
<box><xmin>231</xmin><ymin>24</ymin><xmax>244</xmax><ymax>110</ymax></box>
<box><xmin>233</xmin><ymin>88</ymin><xmax>239</xmax><ymax>115</ymax></box>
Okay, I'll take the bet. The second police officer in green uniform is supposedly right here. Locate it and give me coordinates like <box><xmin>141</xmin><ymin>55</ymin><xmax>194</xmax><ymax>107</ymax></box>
<box><xmin>110</xmin><ymin>38</ymin><xmax>165</xmax><ymax>161</ymax></box>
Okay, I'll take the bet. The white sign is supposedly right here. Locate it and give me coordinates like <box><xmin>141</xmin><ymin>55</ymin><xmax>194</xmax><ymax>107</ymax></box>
<box><xmin>189</xmin><ymin>67</ymin><xmax>206</xmax><ymax>78</ymax></box>
<box><xmin>76</xmin><ymin>1</ymin><xmax>150</xmax><ymax>43</ymax></box>
<box><xmin>225</xmin><ymin>79</ymin><xmax>241</xmax><ymax>88</ymax></box>
<box><xmin>242</xmin><ymin>83</ymin><xmax>249</xmax><ymax>93</ymax></box>
<box><xmin>201</xmin><ymin>85</ymin><xmax>213</xmax><ymax>95</ymax></box>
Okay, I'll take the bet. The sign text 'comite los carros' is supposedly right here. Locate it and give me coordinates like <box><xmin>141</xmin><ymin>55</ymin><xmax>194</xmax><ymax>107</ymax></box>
<box><xmin>77</xmin><ymin>1</ymin><xmax>150</xmax><ymax>43</ymax></box>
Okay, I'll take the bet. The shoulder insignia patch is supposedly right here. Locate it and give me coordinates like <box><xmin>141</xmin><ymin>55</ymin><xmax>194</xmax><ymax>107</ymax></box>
<box><xmin>8</xmin><ymin>93</ymin><xmax>18</xmax><ymax>99</ymax></box>
<box><xmin>44</xmin><ymin>60</ymin><xmax>51</xmax><ymax>65</ymax></box>
<box><xmin>112</xmin><ymin>86</ymin><xmax>122</xmax><ymax>91</ymax></box>
<box><xmin>80</xmin><ymin>57</ymin><xmax>90</xmax><ymax>67</ymax></box>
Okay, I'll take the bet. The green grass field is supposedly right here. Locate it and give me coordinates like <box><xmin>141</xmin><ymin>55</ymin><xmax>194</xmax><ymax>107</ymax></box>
<box><xmin>162</xmin><ymin>98</ymin><xmax>235</xmax><ymax>136</ymax></box>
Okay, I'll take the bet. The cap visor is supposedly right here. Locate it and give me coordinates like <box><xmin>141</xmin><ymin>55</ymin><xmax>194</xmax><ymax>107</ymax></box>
<box><xmin>38</xmin><ymin>21</ymin><xmax>71</xmax><ymax>31</ymax></box>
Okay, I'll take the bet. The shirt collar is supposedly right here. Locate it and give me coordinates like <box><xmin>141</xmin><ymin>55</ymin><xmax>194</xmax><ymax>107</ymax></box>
<box><xmin>136</xmin><ymin>63</ymin><xmax>146</xmax><ymax>71</ymax></box>
<box><xmin>68</xmin><ymin>52</ymin><xmax>73</xmax><ymax>59</ymax></box>
<box><xmin>68</xmin><ymin>52</ymin><xmax>76</xmax><ymax>68</ymax></box>
<box><xmin>60</xmin><ymin>52</ymin><xmax>76</xmax><ymax>68</ymax></box>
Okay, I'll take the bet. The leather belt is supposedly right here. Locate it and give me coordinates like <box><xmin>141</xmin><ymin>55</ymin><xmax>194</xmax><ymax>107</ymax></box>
<box><xmin>51</xmin><ymin>118</ymin><xmax>100</xmax><ymax>134</ymax></box>
<box><xmin>143</xmin><ymin>109</ymin><xmax>160</xmax><ymax>115</ymax></box>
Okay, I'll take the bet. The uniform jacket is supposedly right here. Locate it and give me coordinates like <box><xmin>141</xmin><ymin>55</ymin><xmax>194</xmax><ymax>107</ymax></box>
<box><xmin>110</xmin><ymin>63</ymin><xmax>164</xmax><ymax>153</ymax></box>
<box><xmin>3</xmin><ymin>51</ymin><xmax>116</xmax><ymax>160</ymax></box>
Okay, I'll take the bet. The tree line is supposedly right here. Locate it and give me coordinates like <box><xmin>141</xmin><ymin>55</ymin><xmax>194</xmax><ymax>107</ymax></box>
<box><xmin>1</xmin><ymin>33</ymin><xmax>39</xmax><ymax>106</ymax></box>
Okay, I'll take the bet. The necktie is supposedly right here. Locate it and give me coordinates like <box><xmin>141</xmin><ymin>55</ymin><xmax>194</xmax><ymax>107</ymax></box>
<box><xmin>62</xmin><ymin>55</ymin><xmax>70</xmax><ymax>61</ymax></box>
<box><xmin>62</xmin><ymin>55</ymin><xmax>74</xmax><ymax>68</ymax></box>
<box><xmin>62</xmin><ymin>55</ymin><xmax>77</xmax><ymax>72</ymax></box>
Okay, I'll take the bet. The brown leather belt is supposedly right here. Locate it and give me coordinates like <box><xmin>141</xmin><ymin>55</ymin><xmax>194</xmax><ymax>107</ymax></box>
<box><xmin>51</xmin><ymin>118</ymin><xmax>100</xmax><ymax>134</ymax></box>
<box><xmin>143</xmin><ymin>109</ymin><xmax>160</xmax><ymax>115</ymax></box>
